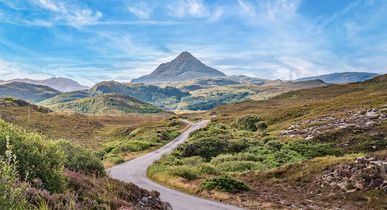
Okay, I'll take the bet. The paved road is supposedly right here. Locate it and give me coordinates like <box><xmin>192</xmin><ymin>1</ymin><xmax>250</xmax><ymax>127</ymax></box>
<box><xmin>108</xmin><ymin>120</ymin><xmax>245</xmax><ymax>210</ymax></box>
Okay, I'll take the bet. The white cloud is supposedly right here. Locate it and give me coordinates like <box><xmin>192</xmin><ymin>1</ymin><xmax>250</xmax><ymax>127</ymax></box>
<box><xmin>10</xmin><ymin>0</ymin><xmax>104</xmax><ymax>27</ymax></box>
<box><xmin>128</xmin><ymin>1</ymin><xmax>153</xmax><ymax>19</ymax></box>
<box><xmin>168</xmin><ymin>0</ymin><xmax>209</xmax><ymax>18</ymax></box>
<box><xmin>0</xmin><ymin>60</ymin><xmax>52</xmax><ymax>80</ymax></box>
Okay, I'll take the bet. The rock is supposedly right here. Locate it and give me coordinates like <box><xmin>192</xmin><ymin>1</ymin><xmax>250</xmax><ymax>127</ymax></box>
<box><xmin>141</xmin><ymin>196</ymin><xmax>149</xmax><ymax>204</ymax></box>
<box><xmin>163</xmin><ymin>203</ymin><xmax>173</xmax><ymax>210</ymax></box>
<box><xmin>366</xmin><ymin>110</ymin><xmax>380</xmax><ymax>119</ymax></box>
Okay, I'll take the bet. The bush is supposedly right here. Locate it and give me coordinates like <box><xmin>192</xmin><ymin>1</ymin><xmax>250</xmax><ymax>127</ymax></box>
<box><xmin>255</xmin><ymin>121</ymin><xmax>268</xmax><ymax>131</ymax></box>
<box><xmin>0</xmin><ymin>139</ymin><xmax>30</xmax><ymax>209</ymax></box>
<box><xmin>180</xmin><ymin>137</ymin><xmax>229</xmax><ymax>159</ymax></box>
<box><xmin>57</xmin><ymin>141</ymin><xmax>105</xmax><ymax>176</ymax></box>
<box><xmin>285</xmin><ymin>141</ymin><xmax>343</xmax><ymax>159</ymax></box>
<box><xmin>0</xmin><ymin>120</ymin><xmax>66</xmax><ymax>192</ymax></box>
<box><xmin>217</xmin><ymin>161</ymin><xmax>265</xmax><ymax>172</ymax></box>
<box><xmin>197</xmin><ymin>164</ymin><xmax>220</xmax><ymax>175</ymax></box>
<box><xmin>236</xmin><ymin>115</ymin><xmax>262</xmax><ymax>131</ymax></box>
<box><xmin>169</xmin><ymin>166</ymin><xmax>199</xmax><ymax>180</ymax></box>
<box><xmin>200</xmin><ymin>176</ymin><xmax>250</xmax><ymax>193</ymax></box>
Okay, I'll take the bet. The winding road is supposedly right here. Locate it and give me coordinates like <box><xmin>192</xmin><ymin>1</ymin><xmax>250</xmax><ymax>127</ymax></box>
<box><xmin>108</xmin><ymin>120</ymin><xmax>244</xmax><ymax>210</ymax></box>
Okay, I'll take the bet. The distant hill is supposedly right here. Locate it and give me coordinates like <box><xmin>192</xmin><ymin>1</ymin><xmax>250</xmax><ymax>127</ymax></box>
<box><xmin>41</xmin><ymin>81</ymin><xmax>190</xmax><ymax>111</ymax></box>
<box><xmin>90</xmin><ymin>81</ymin><xmax>190</xmax><ymax>109</ymax></box>
<box><xmin>132</xmin><ymin>51</ymin><xmax>225</xmax><ymax>84</ymax></box>
<box><xmin>0</xmin><ymin>77</ymin><xmax>88</xmax><ymax>92</ymax></box>
<box><xmin>297</xmin><ymin>72</ymin><xmax>379</xmax><ymax>84</ymax></box>
<box><xmin>45</xmin><ymin>94</ymin><xmax>162</xmax><ymax>115</ymax></box>
<box><xmin>0</xmin><ymin>82</ymin><xmax>61</xmax><ymax>103</ymax></box>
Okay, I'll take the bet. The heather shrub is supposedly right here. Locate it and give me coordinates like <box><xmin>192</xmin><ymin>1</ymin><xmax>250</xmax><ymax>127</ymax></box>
<box><xmin>168</xmin><ymin>166</ymin><xmax>199</xmax><ymax>180</ymax></box>
<box><xmin>0</xmin><ymin>120</ymin><xmax>66</xmax><ymax>192</ymax></box>
<box><xmin>236</xmin><ymin>115</ymin><xmax>263</xmax><ymax>131</ymax></box>
<box><xmin>0</xmin><ymin>139</ymin><xmax>30</xmax><ymax>209</ymax></box>
<box><xmin>57</xmin><ymin>141</ymin><xmax>105</xmax><ymax>176</ymax></box>
<box><xmin>200</xmin><ymin>176</ymin><xmax>250</xmax><ymax>193</ymax></box>
<box><xmin>284</xmin><ymin>141</ymin><xmax>343</xmax><ymax>159</ymax></box>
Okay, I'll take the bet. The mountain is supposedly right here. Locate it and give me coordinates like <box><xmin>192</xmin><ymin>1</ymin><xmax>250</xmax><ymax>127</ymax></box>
<box><xmin>297</xmin><ymin>72</ymin><xmax>380</xmax><ymax>84</ymax></box>
<box><xmin>0</xmin><ymin>82</ymin><xmax>61</xmax><ymax>103</ymax></box>
<box><xmin>41</xmin><ymin>81</ymin><xmax>190</xmax><ymax>111</ymax></box>
<box><xmin>45</xmin><ymin>94</ymin><xmax>162</xmax><ymax>115</ymax></box>
<box><xmin>132</xmin><ymin>51</ymin><xmax>226</xmax><ymax>84</ymax></box>
<box><xmin>89</xmin><ymin>81</ymin><xmax>190</xmax><ymax>109</ymax></box>
<box><xmin>0</xmin><ymin>77</ymin><xmax>88</xmax><ymax>92</ymax></box>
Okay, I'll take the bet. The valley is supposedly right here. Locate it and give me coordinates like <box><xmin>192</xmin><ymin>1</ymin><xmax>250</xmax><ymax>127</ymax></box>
<box><xmin>0</xmin><ymin>53</ymin><xmax>386</xmax><ymax>209</ymax></box>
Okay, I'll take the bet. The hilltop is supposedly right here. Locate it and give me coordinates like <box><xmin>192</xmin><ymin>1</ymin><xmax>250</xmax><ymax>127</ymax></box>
<box><xmin>132</xmin><ymin>51</ymin><xmax>225</xmax><ymax>84</ymax></box>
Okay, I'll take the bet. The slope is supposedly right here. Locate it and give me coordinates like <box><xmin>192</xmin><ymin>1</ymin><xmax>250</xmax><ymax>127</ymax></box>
<box><xmin>0</xmin><ymin>82</ymin><xmax>61</xmax><ymax>103</ymax></box>
<box><xmin>149</xmin><ymin>74</ymin><xmax>387</xmax><ymax>209</ymax></box>
<box><xmin>47</xmin><ymin>93</ymin><xmax>163</xmax><ymax>115</ymax></box>
<box><xmin>297</xmin><ymin>72</ymin><xmax>379</xmax><ymax>84</ymax></box>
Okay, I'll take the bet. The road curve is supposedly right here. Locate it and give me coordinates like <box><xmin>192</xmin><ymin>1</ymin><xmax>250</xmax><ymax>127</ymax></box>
<box><xmin>108</xmin><ymin>120</ymin><xmax>245</xmax><ymax>210</ymax></box>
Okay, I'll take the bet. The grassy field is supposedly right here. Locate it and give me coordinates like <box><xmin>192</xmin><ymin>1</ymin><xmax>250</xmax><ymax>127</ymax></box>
<box><xmin>148</xmin><ymin>75</ymin><xmax>387</xmax><ymax>209</ymax></box>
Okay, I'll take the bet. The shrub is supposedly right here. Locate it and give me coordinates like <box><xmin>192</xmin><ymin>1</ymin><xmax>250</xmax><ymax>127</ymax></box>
<box><xmin>0</xmin><ymin>120</ymin><xmax>66</xmax><ymax>192</ymax></box>
<box><xmin>255</xmin><ymin>121</ymin><xmax>268</xmax><ymax>131</ymax></box>
<box><xmin>217</xmin><ymin>161</ymin><xmax>265</xmax><ymax>172</ymax></box>
<box><xmin>169</xmin><ymin>166</ymin><xmax>199</xmax><ymax>180</ymax></box>
<box><xmin>0</xmin><ymin>139</ymin><xmax>30</xmax><ymax>209</ymax></box>
<box><xmin>285</xmin><ymin>141</ymin><xmax>343</xmax><ymax>159</ymax></box>
<box><xmin>180</xmin><ymin>137</ymin><xmax>229</xmax><ymax>159</ymax></box>
<box><xmin>197</xmin><ymin>164</ymin><xmax>220</xmax><ymax>175</ymax></box>
<box><xmin>56</xmin><ymin>141</ymin><xmax>105</xmax><ymax>176</ymax></box>
<box><xmin>200</xmin><ymin>176</ymin><xmax>250</xmax><ymax>193</ymax></box>
<box><xmin>236</xmin><ymin>115</ymin><xmax>262</xmax><ymax>131</ymax></box>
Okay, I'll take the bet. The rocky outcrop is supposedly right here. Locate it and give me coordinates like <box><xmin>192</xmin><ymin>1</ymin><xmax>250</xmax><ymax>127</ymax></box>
<box><xmin>319</xmin><ymin>157</ymin><xmax>387</xmax><ymax>193</ymax></box>
<box><xmin>281</xmin><ymin>108</ymin><xmax>387</xmax><ymax>140</ymax></box>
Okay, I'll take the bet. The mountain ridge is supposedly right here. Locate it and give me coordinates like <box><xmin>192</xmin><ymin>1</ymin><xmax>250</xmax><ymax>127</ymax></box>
<box><xmin>0</xmin><ymin>77</ymin><xmax>88</xmax><ymax>92</ymax></box>
<box><xmin>0</xmin><ymin>82</ymin><xmax>61</xmax><ymax>103</ymax></box>
<box><xmin>297</xmin><ymin>72</ymin><xmax>379</xmax><ymax>84</ymax></box>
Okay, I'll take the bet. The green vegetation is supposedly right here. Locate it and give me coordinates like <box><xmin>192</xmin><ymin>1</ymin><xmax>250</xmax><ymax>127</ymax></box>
<box><xmin>149</xmin><ymin>75</ymin><xmax>387</xmax><ymax>209</ymax></box>
<box><xmin>43</xmin><ymin>93</ymin><xmax>163</xmax><ymax>115</ymax></box>
<box><xmin>0</xmin><ymin>120</ymin><xmax>66</xmax><ymax>192</ymax></box>
<box><xmin>200</xmin><ymin>176</ymin><xmax>250</xmax><ymax>193</ymax></box>
<box><xmin>0</xmin><ymin>118</ymin><xmax>167</xmax><ymax>209</ymax></box>
<box><xmin>101</xmin><ymin>117</ymin><xmax>186</xmax><ymax>166</ymax></box>
<box><xmin>57</xmin><ymin>141</ymin><xmax>105</xmax><ymax>176</ymax></box>
<box><xmin>0</xmin><ymin>139</ymin><xmax>30</xmax><ymax>209</ymax></box>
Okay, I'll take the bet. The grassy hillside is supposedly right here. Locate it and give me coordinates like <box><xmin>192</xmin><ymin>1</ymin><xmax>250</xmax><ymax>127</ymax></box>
<box><xmin>149</xmin><ymin>75</ymin><xmax>387</xmax><ymax>209</ymax></box>
<box><xmin>44</xmin><ymin>93</ymin><xmax>163</xmax><ymax>115</ymax></box>
<box><xmin>0</xmin><ymin>119</ymin><xmax>170</xmax><ymax>209</ymax></box>
<box><xmin>0</xmin><ymin>97</ymin><xmax>169</xmax><ymax>148</ymax></box>
<box><xmin>91</xmin><ymin>81</ymin><xmax>190</xmax><ymax>109</ymax></box>
<box><xmin>0</xmin><ymin>82</ymin><xmax>61</xmax><ymax>103</ymax></box>
<box><xmin>176</xmin><ymin>79</ymin><xmax>328</xmax><ymax>110</ymax></box>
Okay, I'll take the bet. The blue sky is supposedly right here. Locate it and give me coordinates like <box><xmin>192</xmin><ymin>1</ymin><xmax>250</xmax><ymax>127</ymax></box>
<box><xmin>0</xmin><ymin>0</ymin><xmax>386</xmax><ymax>85</ymax></box>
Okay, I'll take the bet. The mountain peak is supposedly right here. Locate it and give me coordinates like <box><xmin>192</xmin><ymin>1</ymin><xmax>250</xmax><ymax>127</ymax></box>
<box><xmin>176</xmin><ymin>51</ymin><xmax>194</xmax><ymax>59</ymax></box>
<box><xmin>132</xmin><ymin>51</ymin><xmax>225</xmax><ymax>84</ymax></box>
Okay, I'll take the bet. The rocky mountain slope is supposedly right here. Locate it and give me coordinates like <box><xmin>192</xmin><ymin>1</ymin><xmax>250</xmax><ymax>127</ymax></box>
<box><xmin>0</xmin><ymin>82</ymin><xmax>61</xmax><ymax>102</ymax></box>
<box><xmin>132</xmin><ymin>51</ymin><xmax>225</xmax><ymax>84</ymax></box>
<box><xmin>297</xmin><ymin>72</ymin><xmax>379</xmax><ymax>84</ymax></box>
<box><xmin>0</xmin><ymin>77</ymin><xmax>88</xmax><ymax>92</ymax></box>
